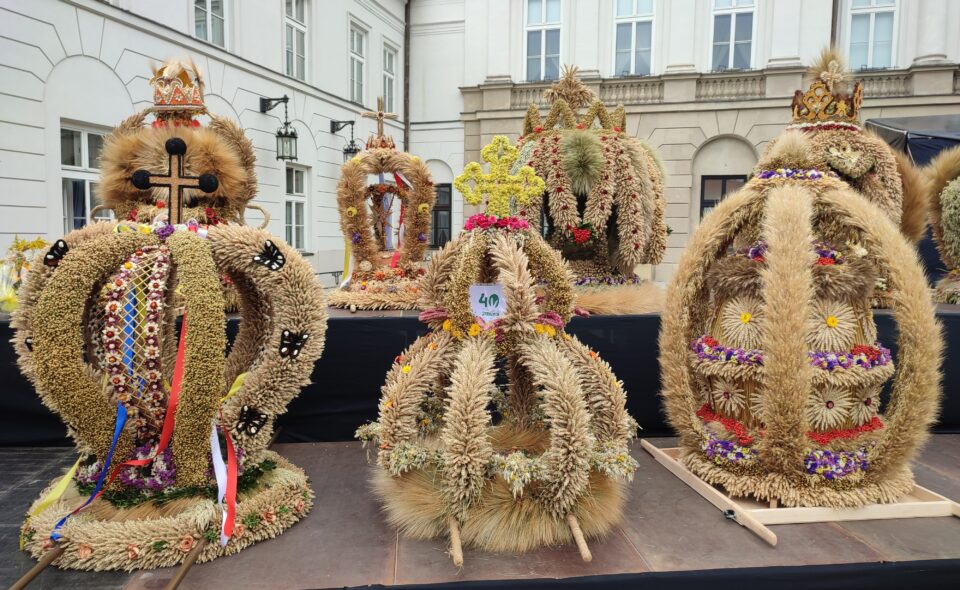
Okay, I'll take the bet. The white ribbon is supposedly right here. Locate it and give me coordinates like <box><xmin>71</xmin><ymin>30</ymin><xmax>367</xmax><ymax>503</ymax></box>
<box><xmin>209</xmin><ymin>422</ymin><xmax>230</xmax><ymax>546</ymax></box>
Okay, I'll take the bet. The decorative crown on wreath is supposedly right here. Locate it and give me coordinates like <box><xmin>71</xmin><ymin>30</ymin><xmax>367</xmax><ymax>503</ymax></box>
<box><xmin>790</xmin><ymin>59</ymin><xmax>863</xmax><ymax>126</ymax></box>
<box><xmin>148</xmin><ymin>60</ymin><xmax>206</xmax><ymax>115</ymax></box>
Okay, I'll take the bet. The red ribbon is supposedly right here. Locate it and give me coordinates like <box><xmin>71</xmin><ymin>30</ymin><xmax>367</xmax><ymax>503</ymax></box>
<box><xmin>220</xmin><ymin>411</ymin><xmax>238</xmax><ymax>540</ymax></box>
<box><xmin>102</xmin><ymin>314</ymin><xmax>188</xmax><ymax>487</ymax></box>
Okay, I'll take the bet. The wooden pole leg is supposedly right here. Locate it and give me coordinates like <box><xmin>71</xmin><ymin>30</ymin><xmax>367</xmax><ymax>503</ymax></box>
<box><xmin>447</xmin><ymin>517</ymin><xmax>464</xmax><ymax>567</ymax></box>
<box><xmin>10</xmin><ymin>544</ymin><xmax>65</xmax><ymax>590</ymax></box>
<box><xmin>164</xmin><ymin>537</ymin><xmax>207</xmax><ymax>590</ymax></box>
<box><xmin>566</xmin><ymin>514</ymin><xmax>593</xmax><ymax>562</ymax></box>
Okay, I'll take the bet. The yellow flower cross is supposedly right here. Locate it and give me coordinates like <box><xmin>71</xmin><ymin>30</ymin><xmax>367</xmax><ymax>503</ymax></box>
<box><xmin>454</xmin><ymin>135</ymin><xmax>545</xmax><ymax>218</ymax></box>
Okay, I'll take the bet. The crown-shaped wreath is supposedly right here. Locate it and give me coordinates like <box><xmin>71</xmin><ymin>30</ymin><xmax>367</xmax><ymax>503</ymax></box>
<box><xmin>790</xmin><ymin>53</ymin><xmax>863</xmax><ymax>127</ymax></box>
<box><xmin>522</xmin><ymin>66</ymin><xmax>627</xmax><ymax>135</ymax></box>
<box><xmin>149</xmin><ymin>60</ymin><xmax>206</xmax><ymax>115</ymax></box>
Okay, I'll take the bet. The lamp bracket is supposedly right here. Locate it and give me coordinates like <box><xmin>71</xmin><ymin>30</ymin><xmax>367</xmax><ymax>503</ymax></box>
<box><xmin>259</xmin><ymin>95</ymin><xmax>290</xmax><ymax>114</ymax></box>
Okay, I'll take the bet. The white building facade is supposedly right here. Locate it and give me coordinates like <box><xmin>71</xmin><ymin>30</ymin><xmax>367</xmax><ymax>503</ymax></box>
<box><xmin>1</xmin><ymin>0</ymin><xmax>959</xmax><ymax>282</ymax></box>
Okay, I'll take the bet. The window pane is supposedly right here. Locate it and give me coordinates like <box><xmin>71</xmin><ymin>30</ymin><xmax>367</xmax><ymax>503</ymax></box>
<box><xmin>616</xmin><ymin>0</ymin><xmax>633</xmax><ymax>17</ymax></box>
<box><xmin>210</xmin><ymin>0</ymin><xmax>223</xmax><ymax>17</ymax></box>
<box><xmin>725</xmin><ymin>178</ymin><xmax>745</xmax><ymax>193</ymax></box>
<box><xmin>297</xmin><ymin>29</ymin><xmax>305</xmax><ymax>56</ymax></box>
<box><xmin>62</xmin><ymin>179</ymin><xmax>85</xmax><ymax>231</ymax></box>
<box><xmin>296</xmin><ymin>0</ymin><xmax>304</xmax><ymax>22</ymax></box>
<box><xmin>545</xmin><ymin>0</ymin><xmax>560</xmax><ymax>22</ymax></box>
<box><xmin>714</xmin><ymin>0</ymin><xmax>733</xmax><ymax>8</ymax></box>
<box><xmin>296</xmin><ymin>170</ymin><xmax>304</xmax><ymax>194</ymax></box>
<box><xmin>875</xmin><ymin>0</ymin><xmax>895</xmax><ymax>5</ymax></box>
<box><xmin>91</xmin><ymin>182</ymin><xmax>111</xmax><ymax>220</ymax></box>
<box><xmin>712</xmin><ymin>43</ymin><xmax>729</xmax><ymax>71</ymax></box>
<box><xmin>733</xmin><ymin>41</ymin><xmax>751</xmax><ymax>69</ymax></box>
<box><xmin>286</xmin><ymin>167</ymin><xmax>294</xmax><ymax>194</ymax></box>
<box><xmin>713</xmin><ymin>14</ymin><xmax>730</xmax><ymax>44</ymax></box>
<box><xmin>60</xmin><ymin>129</ymin><xmax>82</xmax><ymax>166</ymax></box>
<box><xmin>636</xmin><ymin>21</ymin><xmax>652</xmax><ymax>51</ymax></box>
<box><xmin>526</xmin><ymin>30</ymin><xmax>542</xmax><ymax>81</ymax></box>
<box><xmin>285</xmin><ymin>201</ymin><xmax>292</xmax><ymax>225</ymax></box>
<box><xmin>703</xmin><ymin>178</ymin><xmax>723</xmax><ymax>200</ymax></box>
<box><xmin>436</xmin><ymin>185</ymin><xmax>451</xmax><ymax>206</ymax></box>
<box><xmin>87</xmin><ymin>133</ymin><xmax>103</xmax><ymax>169</ymax></box>
<box><xmin>849</xmin><ymin>14</ymin><xmax>870</xmax><ymax>69</ymax></box>
<box><xmin>734</xmin><ymin>12</ymin><xmax>752</xmax><ymax>42</ymax></box>
<box><xmin>195</xmin><ymin>3</ymin><xmax>208</xmax><ymax>40</ymax></box>
<box><xmin>615</xmin><ymin>24</ymin><xmax>631</xmax><ymax>75</ymax></box>
<box><xmin>636</xmin><ymin>0</ymin><xmax>653</xmax><ymax>14</ymax></box>
<box><xmin>212</xmin><ymin>14</ymin><xmax>224</xmax><ymax>46</ymax></box>
<box><xmin>286</xmin><ymin>0</ymin><xmax>293</xmax><ymax>18</ymax></box>
<box><xmin>296</xmin><ymin>201</ymin><xmax>304</xmax><ymax>225</ymax></box>
<box><xmin>852</xmin><ymin>0</ymin><xmax>871</xmax><ymax>7</ymax></box>
<box><xmin>528</xmin><ymin>0</ymin><xmax>542</xmax><ymax>24</ymax></box>
<box><xmin>545</xmin><ymin>28</ymin><xmax>559</xmax><ymax>55</ymax></box>
<box><xmin>872</xmin><ymin>11</ymin><xmax>893</xmax><ymax>68</ymax></box>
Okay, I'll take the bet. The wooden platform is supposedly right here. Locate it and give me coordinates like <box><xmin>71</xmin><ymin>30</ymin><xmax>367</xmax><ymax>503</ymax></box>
<box><xmin>3</xmin><ymin>437</ymin><xmax>960</xmax><ymax>590</ymax></box>
<box><xmin>640</xmin><ymin>440</ymin><xmax>960</xmax><ymax>546</ymax></box>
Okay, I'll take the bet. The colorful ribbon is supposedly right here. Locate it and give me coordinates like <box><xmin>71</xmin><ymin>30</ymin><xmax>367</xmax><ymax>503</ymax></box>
<box><xmin>340</xmin><ymin>238</ymin><xmax>353</xmax><ymax>288</ymax></box>
<box><xmin>47</xmin><ymin>314</ymin><xmax>189</xmax><ymax>540</ymax></box>
<box><xmin>19</xmin><ymin>458</ymin><xmax>80</xmax><ymax>548</ymax></box>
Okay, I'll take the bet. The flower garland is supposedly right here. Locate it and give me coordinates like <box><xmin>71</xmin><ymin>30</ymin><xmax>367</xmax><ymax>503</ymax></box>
<box><xmin>806</xmin><ymin>416</ymin><xmax>884</xmax><ymax>445</ymax></box>
<box><xmin>691</xmin><ymin>334</ymin><xmax>764</xmax><ymax>367</ymax></box>
<box><xmin>701</xmin><ymin>431</ymin><xmax>760</xmax><ymax>468</ymax></box>
<box><xmin>736</xmin><ymin>239</ymin><xmax>846</xmax><ymax>266</ymax></box>
<box><xmin>808</xmin><ymin>343</ymin><xmax>891</xmax><ymax>371</ymax></box>
<box><xmin>696</xmin><ymin>403</ymin><xmax>754</xmax><ymax>445</ymax></box>
<box><xmin>755</xmin><ymin>168</ymin><xmax>839</xmax><ymax>181</ymax></box>
<box><xmin>787</xmin><ymin>120</ymin><xmax>862</xmax><ymax>133</ymax></box>
<box><xmin>804</xmin><ymin>447</ymin><xmax>869</xmax><ymax>480</ymax></box>
<box><xmin>463</xmin><ymin>214</ymin><xmax>530</xmax><ymax>232</ymax></box>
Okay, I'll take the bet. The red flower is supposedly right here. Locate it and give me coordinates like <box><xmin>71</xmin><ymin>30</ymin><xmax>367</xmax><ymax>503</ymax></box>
<box><xmin>156</xmin><ymin>200</ymin><xmax>165</xmax><ymax>209</ymax></box>
<box><xmin>613</xmin><ymin>126</ymin><xmax>622</xmax><ymax>133</ymax></box>
<box><xmin>702</xmin><ymin>336</ymin><xmax>719</xmax><ymax>347</ymax></box>
<box><xmin>534</xmin><ymin>126</ymin><xmax>543</xmax><ymax>133</ymax></box>
<box><xmin>572</xmin><ymin>228</ymin><xmax>592</xmax><ymax>244</ymax></box>
<box><xmin>128</xmin><ymin>209</ymin><xmax>139</xmax><ymax>221</ymax></box>
<box><xmin>851</xmin><ymin>344</ymin><xmax>881</xmax><ymax>362</ymax></box>
<box><xmin>816</xmin><ymin>256</ymin><xmax>836</xmax><ymax>266</ymax></box>
<box><xmin>576</xmin><ymin>123</ymin><xmax>585</xmax><ymax>129</ymax></box>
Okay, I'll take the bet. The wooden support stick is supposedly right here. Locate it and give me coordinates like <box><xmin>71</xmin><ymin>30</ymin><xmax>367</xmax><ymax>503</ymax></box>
<box><xmin>447</xmin><ymin>516</ymin><xmax>463</xmax><ymax>567</ymax></box>
<box><xmin>9</xmin><ymin>545</ymin><xmax>65</xmax><ymax>590</ymax></box>
<box><xmin>566</xmin><ymin>514</ymin><xmax>593</xmax><ymax>562</ymax></box>
<box><xmin>164</xmin><ymin>537</ymin><xmax>207</xmax><ymax>590</ymax></box>
<box><xmin>769</xmin><ymin>498</ymin><xmax>779</xmax><ymax>509</ymax></box>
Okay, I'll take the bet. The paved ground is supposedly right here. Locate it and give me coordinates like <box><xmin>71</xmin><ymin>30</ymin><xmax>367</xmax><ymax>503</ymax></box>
<box><xmin>3</xmin><ymin>436</ymin><xmax>960</xmax><ymax>590</ymax></box>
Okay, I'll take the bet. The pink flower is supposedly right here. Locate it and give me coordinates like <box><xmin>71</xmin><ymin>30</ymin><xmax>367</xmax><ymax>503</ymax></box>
<box><xmin>234</xmin><ymin>522</ymin><xmax>246</xmax><ymax>538</ymax></box>
<box><xmin>262</xmin><ymin>509</ymin><xmax>277</xmax><ymax>524</ymax></box>
<box><xmin>126</xmin><ymin>544</ymin><xmax>141</xmax><ymax>560</ymax></box>
<box><xmin>536</xmin><ymin>311</ymin><xmax>565</xmax><ymax>328</ymax></box>
<box><xmin>293</xmin><ymin>499</ymin><xmax>306</xmax><ymax>513</ymax></box>
<box><xmin>78</xmin><ymin>544</ymin><xmax>93</xmax><ymax>559</ymax></box>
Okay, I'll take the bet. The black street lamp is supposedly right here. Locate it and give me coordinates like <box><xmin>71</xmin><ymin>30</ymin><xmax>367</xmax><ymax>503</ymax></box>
<box><xmin>260</xmin><ymin>95</ymin><xmax>298</xmax><ymax>161</ymax></box>
<box><xmin>330</xmin><ymin>119</ymin><xmax>361</xmax><ymax>162</ymax></box>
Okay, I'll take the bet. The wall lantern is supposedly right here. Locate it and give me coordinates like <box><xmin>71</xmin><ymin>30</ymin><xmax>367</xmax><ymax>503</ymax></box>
<box><xmin>330</xmin><ymin>119</ymin><xmax>361</xmax><ymax>162</ymax></box>
<box><xmin>260</xmin><ymin>95</ymin><xmax>298</xmax><ymax>161</ymax></box>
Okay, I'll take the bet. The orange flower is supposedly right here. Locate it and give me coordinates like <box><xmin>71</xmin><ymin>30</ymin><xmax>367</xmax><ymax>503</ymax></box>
<box><xmin>262</xmin><ymin>509</ymin><xmax>277</xmax><ymax>524</ymax></box>
<box><xmin>78</xmin><ymin>544</ymin><xmax>93</xmax><ymax>559</ymax></box>
<box><xmin>126</xmin><ymin>544</ymin><xmax>141</xmax><ymax>560</ymax></box>
<box><xmin>234</xmin><ymin>522</ymin><xmax>246</xmax><ymax>538</ymax></box>
<box><xmin>178</xmin><ymin>535</ymin><xmax>195</xmax><ymax>553</ymax></box>
<box><xmin>293</xmin><ymin>499</ymin><xmax>306</xmax><ymax>513</ymax></box>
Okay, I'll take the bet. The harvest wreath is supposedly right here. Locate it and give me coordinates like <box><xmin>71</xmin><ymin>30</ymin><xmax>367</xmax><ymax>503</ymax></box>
<box><xmin>357</xmin><ymin>136</ymin><xmax>639</xmax><ymax>565</ymax></box>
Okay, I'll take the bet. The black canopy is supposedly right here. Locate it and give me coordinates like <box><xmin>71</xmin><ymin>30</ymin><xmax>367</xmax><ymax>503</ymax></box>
<box><xmin>866</xmin><ymin>114</ymin><xmax>960</xmax><ymax>165</ymax></box>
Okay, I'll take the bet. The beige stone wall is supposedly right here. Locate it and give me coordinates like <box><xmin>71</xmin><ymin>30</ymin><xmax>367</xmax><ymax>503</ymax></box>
<box><xmin>461</xmin><ymin>65</ymin><xmax>960</xmax><ymax>282</ymax></box>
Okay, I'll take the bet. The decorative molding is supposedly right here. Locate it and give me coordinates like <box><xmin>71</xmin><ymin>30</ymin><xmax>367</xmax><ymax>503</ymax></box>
<box><xmin>859</xmin><ymin>70</ymin><xmax>911</xmax><ymax>98</ymax></box>
<box><xmin>695</xmin><ymin>73</ymin><xmax>765</xmax><ymax>101</ymax></box>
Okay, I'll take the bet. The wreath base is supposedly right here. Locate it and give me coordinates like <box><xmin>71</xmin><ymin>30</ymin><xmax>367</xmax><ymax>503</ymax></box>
<box><xmin>681</xmin><ymin>450</ymin><xmax>915</xmax><ymax>509</ymax></box>
<box><xmin>373</xmin><ymin>461</ymin><xmax>626</xmax><ymax>554</ymax></box>
<box><xmin>934</xmin><ymin>273</ymin><xmax>960</xmax><ymax>305</ymax></box>
<box><xmin>573</xmin><ymin>282</ymin><xmax>664</xmax><ymax>315</ymax></box>
<box><xmin>20</xmin><ymin>451</ymin><xmax>312</xmax><ymax>571</ymax></box>
<box><xmin>327</xmin><ymin>281</ymin><xmax>421</xmax><ymax>310</ymax></box>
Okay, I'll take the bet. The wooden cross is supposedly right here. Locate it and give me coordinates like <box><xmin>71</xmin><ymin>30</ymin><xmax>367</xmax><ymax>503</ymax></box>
<box><xmin>361</xmin><ymin>96</ymin><xmax>398</xmax><ymax>138</ymax></box>
<box><xmin>130</xmin><ymin>137</ymin><xmax>218</xmax><ymax>225</ymax></box>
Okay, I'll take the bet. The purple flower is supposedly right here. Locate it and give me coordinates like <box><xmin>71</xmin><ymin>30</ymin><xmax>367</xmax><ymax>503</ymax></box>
<box><xmin>417</xmin><ymin>232</ymin><xmax>428</xmax><ymax>242</ymax></box>
<box><xmin>351</xmin><ymin>232</ymin><xmax>362</xmax><ymax>245</ymax></box>
<box><xmin>155</xmin><ymin>224</ymin><xmax>175</xmax><ymax>240</ymax></box>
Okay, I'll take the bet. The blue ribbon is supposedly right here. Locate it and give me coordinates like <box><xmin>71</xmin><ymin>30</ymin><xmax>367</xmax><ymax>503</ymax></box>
<box><xmin>51</xmin><ymin>401</ymin><xmax>128</xmax><ymax>540</ymax></box>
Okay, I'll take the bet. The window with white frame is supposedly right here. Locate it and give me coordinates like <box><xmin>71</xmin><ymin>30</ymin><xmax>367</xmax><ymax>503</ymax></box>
<box><xmin>712</xmin><ymin>0</ymin><xmax>753</xmax><ymax>71</ymax></box>
<box><xmin>194</xmin><ymin>0</ymin><xmax>225</xmax><ymax>47</ymax></box>
<box><xmin>525</xmin><ymin>0</ymin><xmax>561</xmax><ymax>82</ymax></box>
<box><xmin>61</xmin><ymin>126</ymin><xmax>111</xmax><ymax>233</ymax></box>
<box><xmin>285</xmin><ymin>0</ymin><xmax>306</xmax><ymax>81</ymax></box>
<box><xmin>383</xmin><ymin>45</ymin><xmax>397</xmax><ymax>113</ymax></box>
<box><xmin>849</xmin><ymin>0</ymin><xmax>896</xmax><ymax>70</ymax></box>
<box><xmin>614</xmin><ymin>0</ymin><xmax>654</xmax><ymax>76</ymax></box>
<box><xmin>285</xmin><ymin>166</ymin><xmax>308</xmax><ymax>251</ymax></box>
<box><xmin>350</xmin><ymin>25</ymin><xmax>367</xmax><ymax>104</ymax></box>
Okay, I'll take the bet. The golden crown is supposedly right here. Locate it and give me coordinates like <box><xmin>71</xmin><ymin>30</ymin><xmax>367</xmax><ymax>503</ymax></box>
<box><xmin>149</xmin><ymin>60</ymin><xmax>206</xmax><ymax>115</ymax></box>
<box><xmin>790</xmin><ymin>58</ymin><xmax>863</xmax><ymax>127</ymax></box>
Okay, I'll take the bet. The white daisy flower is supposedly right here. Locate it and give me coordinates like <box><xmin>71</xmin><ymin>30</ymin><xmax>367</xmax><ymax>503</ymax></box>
<box><xmin>807</xmin><ymin>300</ymin><xmax>857</xmax><ymax>352</ymax></box>
<box><xmin>711</xmin><ymin>378</ymin><xmax>746</xmax><ymax>415</ymax></box>
<box><xmin>719</xmin><ymin>296</ymin><xmax>764</xmax><ymax>349</ymax></box>
<box><xmin>850</xmin><ymin>387</ymin><xmax>880</xmax><ymax>425</ymax></box>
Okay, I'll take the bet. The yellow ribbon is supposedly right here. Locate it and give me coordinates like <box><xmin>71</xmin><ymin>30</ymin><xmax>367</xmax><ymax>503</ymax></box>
<box><xmin>19</xmin><ymin>458</ymin><xmax>81</xmax><ymax>549</ymax></box>
<box><xmin>220</xmin><ymin>372</ymin><xmax>248</xmax><ymax>404</ymax></box>
<box><xmin>341</xmin><ymin>238</ymin><xmax>352</xmax><ymax>287</ymax></box>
